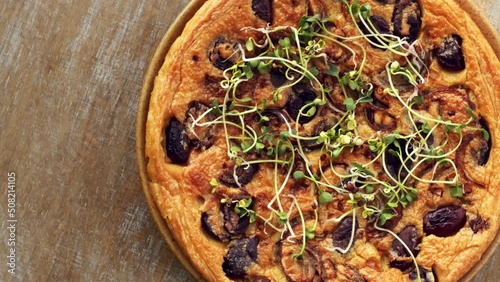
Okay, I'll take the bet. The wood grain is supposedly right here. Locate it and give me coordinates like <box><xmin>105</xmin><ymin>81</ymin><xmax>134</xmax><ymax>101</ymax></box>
<box><xmin>0</xmin><ymin>0</ymin><xmax>498</xmax><ymax>281</ymax></box>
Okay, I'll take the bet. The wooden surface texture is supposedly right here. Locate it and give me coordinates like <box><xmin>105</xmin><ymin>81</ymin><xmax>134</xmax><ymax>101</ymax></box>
<box><xmin>0</xmin><ymin>0</ymin><xmax>498</xmax><ymax>281</ymax></box>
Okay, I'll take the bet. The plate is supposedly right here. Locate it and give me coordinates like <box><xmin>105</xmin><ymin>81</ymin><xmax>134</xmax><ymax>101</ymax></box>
<box><xmin>136</xmin><ymin>1</ymin><xmax>500</xmax><ymax>281</ymax></box>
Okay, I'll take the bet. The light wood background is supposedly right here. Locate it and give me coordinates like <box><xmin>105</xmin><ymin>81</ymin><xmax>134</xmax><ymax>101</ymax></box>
<box><xmin>0</xmin><ymin>0</ymin><xmax>498</xmax><ymax>281</ymax></box>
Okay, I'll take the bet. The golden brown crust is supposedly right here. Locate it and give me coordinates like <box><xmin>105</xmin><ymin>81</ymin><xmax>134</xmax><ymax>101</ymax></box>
<box><xmin>145</xmin><ymin>1</ymin><xmax>500</xmax><ymax>281</ymax></box>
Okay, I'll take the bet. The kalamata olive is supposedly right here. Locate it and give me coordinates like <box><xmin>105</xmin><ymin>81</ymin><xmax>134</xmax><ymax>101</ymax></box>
<box><xmin>477</xmin><ymin>118</ymin><xmax>491</xmax><ymax>166</ymax></box>
<box><xmin>436</xmin><ymin>34</ymin><xmax>465</xmax><ymax>71</ymax></box>
<box><xmin>469</xmin><ymin>215</ymin><xmax>489</xmax><ymax>234</ymax></box>
<box><xmin>285</xmin><ymin>83</ymin><xmax>317</xmax><ymax>124</ymax></box>
<box><xmin>423</xmin><ymin>205</ymin><xmax>466</xmax><ymax>237</ymax></box>
<box><xmin>409</xmin><ymin>266</ymin><xmax>436</xmax><ymax>282</ymax></box>
<box><xmin>252</xmin><ymin>0</ymin><xmax>273</xmax><ymax>24</ymax></box>
<box><xmin>201</xmin><ymin>210</ymin><xmax>230</xmax><ymax>242</ymax></box>
<box><xmin>223</xmin><ymin>236</ymin><xmax>259</xmax><ymax>279</ymax></box>
<box><xmin>392</xmin><ymin>0</ymin><xmax>422</xmax><ymax>43</ymax></box>
<box><xmin>184</xmin><ymin>101</ymin><xmax>215</xmax><ymax>150</ymax></box>
<box><xmin>365</xmin><ymin>107</ymin><xmax>397</xmax><ymax>131</ymax></box>
<box><xmin>278</xmin><ymin>241</ymin><xmax>320</xmax><ymax>282</ymax></box>
<box><xmin>270</xmin><ymin>69</ymin><xmax>288</xmax><ymax>88</ymax></box>
<box><xmin>390</xmin><ymin>225</ymin><xmax>421</xmax><ymax>270</ymax></box>
<box><xmin>333</xmin><ymin>216</ymin><xmax>357</xmax><ymax>251</ymax></box>
<box><xmin>223</xmin><ymin>201</ymin><xmax>250</xmax><ymax>235</ymax></box>
<box><xmin>219</xmin><ymin>163</ymin><xmax>259</xmax><ymax>188</ymax></box>
<box><xmin>165</xmin><ymin>118</ymin><xmax>190</xmax><ymax>164</ymax></box>
<box><xmin>208</xmin><ymin>37</ymin><xmax>241</xmax><ymax>70</ymax></box>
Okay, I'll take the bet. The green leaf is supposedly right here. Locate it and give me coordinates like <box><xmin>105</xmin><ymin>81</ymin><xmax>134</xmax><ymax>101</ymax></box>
<box><xmin>450</xmin><ymin>184</ymin><xmax>464</xmax><ymax>198</ymax></box>
<box><xmin>319</xmin><ymin>191</ymin><xmax>333</xmax><ymax>204</ymax></box>
<box><xmin>466</xmin><ymin>107</ymin><xmax>475</xmax><ymax>119</ymax></box>
<box><xmin>378</xmin><ymin>209</ymin><xmax>394</xmax><ymax>225</ymax></box>
<box><xmin>382</xmin><ymin>134</ymin><xmax>396</xmax><ymax>145</ymax></box>
<box><xmin>280</xmin><ymin>130</ymin><xmax>290</xmax><ymax>141</ymax></box>
<box><xmin>278</xmin><ymin>211</ymin><xmax>288</xmax><ymax>224</ymax></box>
<box><xmin>242</xmin><ymin>65</ymin><xmax>253</xmax><ymax>79</ymax></box>
<box><xmin>364</xmin><ymin>185</ymin><xmax>374</xmax><ymax>193</ymax></box>
<box><xmin>308</xmin><ymin>67</ymin><xmax>319</xmax><ymax>78</ymax></box>
<box><xmin>305</xmin><ymin>106</ymin><xmax>317</xmax><ymax>116</ymax></box>
<box><xmin>249</xmin><ymin>59</ymin><xmax>259</xmax><ymax>68</ymax></box>
<box><xmin>293</xmin><ymin>171</ymin><xmax>305</xmax><ymax>180</ymax></box>
<box><xmin>325</xmin><ymin>63</ymin><xmax>339</xmax><ymax>78</ymax></box>
<box><xmin>412</xmin><ymin>95</ymin><xmax>424</xmax><ymax>105</ymax></box>
<box><xmin>245</xmin><ymin>38</ymin><xmax>254</xmax><ymax>52</ymax></box>
<box><xmin>257</xmin><ymin>61</ymin><xmax>271</xmax><ymax>74</ymax></box>
<box><xmin>238</xmin><ymin>97</ymin><xmax>253</xmax><ymax>103</ymax></box>
<box><xmin>230</xmin><ymin>146</ymin><xmax>241</xmax><ymax>154</ymax></box>
<box><xmin>306</xmin><ymin>229</ymin><xmax>315</xmax><ymax>239</ymax></box>
<box><xmin>250</xmin><ymin>212</ymin><xmax>257</xmax><ymax>223</ymax></box>
<box><xmin>255</xmin><ymin>142</ymin><xmax>265</xmax><ymax>151</ymax></box>
<box><xmin>278</xmin><ymin>145</ymin><xmax>287</xmax><ymax>156</ymax></box>
<box><xmin>482</xmin><ymin>129</ymin><xmax>490</xmax><ymax>142</ymax></box>
<box><xmin>351</xmin><ymin>162</ymin><xmax>374</xmax><ymax>177</ymax></box>
<box><xmin>343</xmin><ymin>97</ymin><xmax>356</xmax><ymax>111</ymax></box>
<box><xmin>241</xmin><ymin>141</ymin><xmax>251</xmax><ymax>151</ymax></box>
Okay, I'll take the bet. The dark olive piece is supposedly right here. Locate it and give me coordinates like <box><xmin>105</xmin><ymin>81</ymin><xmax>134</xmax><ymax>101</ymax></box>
<box><xmin>423</xmin><ymin>205</ymin><xmax>466</xmax><ymax>237</ymax></box>
<box><xmin>436</xmin><ymin>34</ymin><xmax>465</xmax><ymax>71</ymax></box>
<box><xmin>409</xmin><ymin>266</ymin><xmax>436</xmax><ymax>282</ymax></box>
<box><xmin>184</xmin><ymin>101</ymin><xmax>215</xmax><ymax>150</ymax></box>
<box><xmin>222</xmin><ymin>236</ymin><xmax>259</xmax><ymax>279</ymax></box>
<box><xmin>392</xmin><ymin>0</ymin><xmax>422</xmax><ymax>43</ymax></box>
<box><xmin>219</xmin><ymin>163</ymin><xmax>259</xmax><ymax>188</ymax></box>
<box><xmin>208</xmin><ymin>37</ymin><xmax>240</xmax><ymax>70</ymax></box>
<box><xmin>285</xmin><ymin>83</ymin><xmax>317</xmax><ymax>124</ymax></box>
<box><xmin>333</xmin><ymin>216</ymin><xmax>357</xmax><ymax>251</ymax></box>
<box><xmin>252</xmin><ymin>0</ymin><xmax>273</xmax><ymax>23</ymax></box>
<box><xmin>223</xmin><ymin>202</ymin><xmax>250</xmax><ymax>235</ymax></box>
<box><xmin>165</xmin><ymin>118</ymin><xmax>190</xmax><ymax>164</ymax></box>
<box><xmin>477</xmin><ymin>118</ymin><xmax>491</xmax><ymax>166</ymax></box>
<box><xmin>360</xmin><ymin>15</ymin><xmax>391</xmax><ymax>48</ymax></box>
<box><xmin>201</xmin><ymin>211</ymin><xmax>228</xmax><ymax>242</ymax></box>
<box><xmin>384</xmin><ymin>138</ymin><xmax>411</xmax><ymax>180</ymax></box>
<box><xmin>270</xmin><ymin>69</ymin><xmax>288</xmax><ymax>88</ymax></box>
<box><xmin>390</xmin><ymin>225</ymin><xmax>421</xmax><ymax>270</ymax></box>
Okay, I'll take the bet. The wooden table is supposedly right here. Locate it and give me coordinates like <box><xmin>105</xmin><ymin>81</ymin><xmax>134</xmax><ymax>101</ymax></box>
<box><xmin>0</xmin><ymin>0</ymin><xmax>498</xmax><ymax>281</ymax></box>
